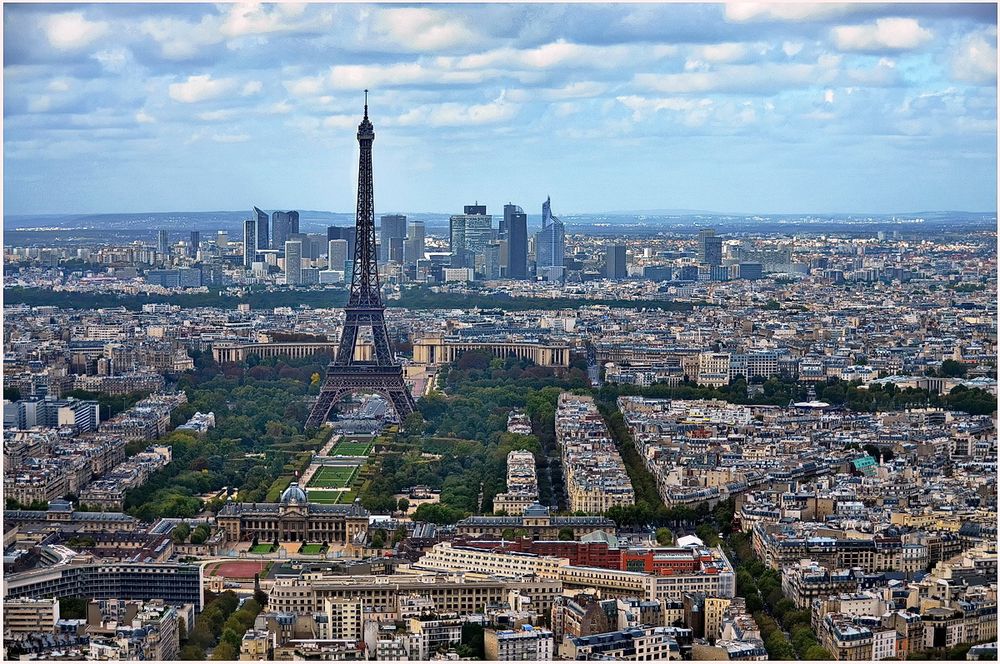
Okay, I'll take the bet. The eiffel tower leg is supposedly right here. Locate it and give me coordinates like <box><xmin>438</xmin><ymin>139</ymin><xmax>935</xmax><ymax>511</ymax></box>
<box><xmin>306</xmin><ymin>385</ymin><xmax>346</xmax><ymax>429</ymax></box>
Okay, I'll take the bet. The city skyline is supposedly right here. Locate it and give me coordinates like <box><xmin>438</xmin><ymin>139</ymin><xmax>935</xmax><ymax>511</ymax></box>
<box><xmin>4</xmin><ymin>3</ymin><xmax>997</xmax><ymax>217</ymax></box>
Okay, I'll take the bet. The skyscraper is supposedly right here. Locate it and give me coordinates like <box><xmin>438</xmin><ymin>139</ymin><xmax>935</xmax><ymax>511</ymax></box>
<box><xmin>698</xmin><ymin>228</ymin><xmax>722</xmax><ymax>266</ymax></box>
<box><xmin>449</xmin><ymin>204</ymin><xmax>493</xmax><ymax>271</ymax></box>
<box><xmin>328</xmin><ymin>239</ymin><xmax>348</xmax><ymax>271</ymax></box>
<box><xmin>189</xmin><ymin>231</ymin><xmax>200</xmax><ymax>258</ymax></box>
<box><xmin>534</xmin><ymin>196</ymin><xmax>565</xmax><ymax>270</ymax></box>
<box><xmin>272</xmin><ymin>211</ymin><xmax>300</xmax><ymax>250</ymax></box>
<box><xmin>606</xmin><ymin>244</ymin><xmax>627</xmax><ymax>280</ymax></box>
<box><xmin>405</xmin><ymin>220</ymin><xmax>425</xmax><ymax>267</ymax></box>
<box><xmin>285</xmin><ymin>240</ymin><xmax>302</xmax><ymax>285</ymax></box>
<box><xmin>253</xmin><ymin>206</ymin><xmax>270</xmax><ymax>250</ymax></box>
<box><xmin>380</xmin><ymin>215</ymin><xmax>407</xmax><ymax>263</ymax></box>
<box><xmin>242</xmin><ymin>219</ymin><xmax>256</xmax><ymax>269</ymax></box>
<box><xmin>503</xmin><ymin>203</ymin><xmax>528</xmax><ymax>279</ymax></box>
<box><xmin>157</xmin><ymin>230</ymin><xmax>169</xmax><ymax>256</ymax></box>
<box><xmin>216</xmin><ymin>230</ymin><xmax>228</xmax><ymax>249</ymax></box>
<box><xmin>327</xmin><ymin>226</ymin><xmax>355</xmax><ymax>264</ymax></box>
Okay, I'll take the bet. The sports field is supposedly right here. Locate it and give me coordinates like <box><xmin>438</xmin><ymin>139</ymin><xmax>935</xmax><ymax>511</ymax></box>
<box><xmin>330</xmin><ymin>441</ymin><xmax>372</xmax><ymax>457</ymax></box>
<box><xmin>307</xmin><ymin>465</ymin><xmax>358</xmax><ymax>489</ymax></box>
<box><xmin>206</xmin><ymin>560</ymin><xmax>268</xmax><ymax>578</ymax></box>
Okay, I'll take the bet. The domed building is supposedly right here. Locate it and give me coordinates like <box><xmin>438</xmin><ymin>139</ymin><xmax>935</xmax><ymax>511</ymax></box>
<box><xmin>217</xmin><ymin>482</ymin><xmax>369</xmax><ymax>545</ymax></box>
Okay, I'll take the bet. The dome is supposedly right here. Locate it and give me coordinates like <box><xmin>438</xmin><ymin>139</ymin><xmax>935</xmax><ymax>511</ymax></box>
<box><xmin>280</xmin><ymin>482</ymin><xmax>307</xmax><ymax>505</ymax></box>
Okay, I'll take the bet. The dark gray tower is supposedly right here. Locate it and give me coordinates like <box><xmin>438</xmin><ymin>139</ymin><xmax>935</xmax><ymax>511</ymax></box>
<box><xmin>253</xmin><ymin>206</ymin><xmax>270</xmax><ymax>250</ymax></box>
<box><xmin>272</xmin><ymin>211</ymin><xmax>300</xmax><ymax>249</ymax></box>
<box><xmin>503</xmin><ymin>203</ymin><xmax>528</xmax><ymax>279</ymax></box>
<box><xmin>307</xmin><ymin>93</ymin><xmax>416</xmax><ymax>429</ymax></box>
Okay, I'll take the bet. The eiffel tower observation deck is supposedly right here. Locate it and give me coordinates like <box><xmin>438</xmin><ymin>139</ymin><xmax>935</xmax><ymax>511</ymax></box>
<box><xmin>305</xmin><ymin>92</ymin><xmax>416</xmax><ymax>429</ymax></box>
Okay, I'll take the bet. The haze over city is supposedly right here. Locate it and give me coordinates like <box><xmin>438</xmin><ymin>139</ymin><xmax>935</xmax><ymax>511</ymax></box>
<box><xmin>4</xmin><ymin>2</ymin><xmax>998</xmax><ymax>216</ymax></box>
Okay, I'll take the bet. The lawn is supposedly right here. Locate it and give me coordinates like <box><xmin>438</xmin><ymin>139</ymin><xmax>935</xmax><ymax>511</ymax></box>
<box><xmin>330</xmin><ymin>441</ymin><xmax>373</xmax><ymax>457</ymax></box>
<box><xmin>299</xmin><ymin>543</ymin><xmax>326</xmax><ymax>555</ymax></box>
<box><xmin>307</xmin><ymin>465</ymin><xmax>358</xmax><ymax>489</ymax></box>
<box><xmin>306</xmin><ymin>490</ymin><xmax>343</xmax><ymax>504</ymax></box>
<box><xmin>250</xmin><ymin>543</ymin><xmax>276</xmax><ymax>554</ymax></box>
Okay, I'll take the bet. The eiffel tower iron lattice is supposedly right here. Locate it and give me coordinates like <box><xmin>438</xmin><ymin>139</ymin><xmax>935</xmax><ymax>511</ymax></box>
<box><xmin>306</xmin><ymin>92</ymin><xmax>416</xmax><ymax>429</ymax></box>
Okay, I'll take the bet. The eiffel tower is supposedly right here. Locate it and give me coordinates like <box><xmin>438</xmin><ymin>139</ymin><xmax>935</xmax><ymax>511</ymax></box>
<box><xmin>306</xmin><ymin>92</ymin><xmax>416</xmax><ymax>429</ymax></box>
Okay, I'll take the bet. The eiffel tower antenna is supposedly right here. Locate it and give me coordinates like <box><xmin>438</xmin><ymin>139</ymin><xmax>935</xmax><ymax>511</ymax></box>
<box><xmin>306</xmin><ymin>92</ymin><xmax>416</xmax><ymax>429</ymax></box>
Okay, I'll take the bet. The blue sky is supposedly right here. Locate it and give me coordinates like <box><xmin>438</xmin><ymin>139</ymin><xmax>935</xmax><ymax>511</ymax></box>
<box><xmin>3</xmin><ymin>3</ymin><xmax>997</xmax><ymax>215</ymax></box>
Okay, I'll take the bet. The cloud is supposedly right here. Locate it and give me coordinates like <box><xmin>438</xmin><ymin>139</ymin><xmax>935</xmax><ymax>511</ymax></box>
<box><xmin>92</xmin><ymin>47</ymin><xmax>131</xmax><ymax>73</ymax></box>
<box><xmin>135</xmin><ymin>110</ymin><xmax>156</xmax><ymax>124</ymax></box>
<box><xmin>949</xmin><ymin>29</ymin><xmax>998</xmax><ymax>85</ymax></box>
<box><xmin>725</xmin><ymin>3</ymin><xmax>854</xmax><ymax>23</ymax></box>
<box><xmin>448</xmin><ymin>40</ymin><xmax>676</xmax><ymax>71</ymax></box>
<box><xmin>831</xmin><ymin>18</ymin><xmax>933</xmax><ymax>53</ymax></box>
<box><xmin>393</xmin><ymin>92</ymin><xmax>518</xmax><ymax>127</ymax></box>
<box><xmin>616</xmin><ymin>95</ymin><xmax>715</xmax><ymax>125</ymax></box>
<box><xmin>43</xmin><ymin>12</ymin><xmax>109</xmax><ymax>50</ymax></box>
<box><xmin>169</xmin><ymin>75</ymin><xmax>238</xmax><ymax>103</ymax></box>
<box><xmin>197</xmin><ymin>109</ymin><xmax>237</xmax><ymax>121</ymax></box>
<box><xmin>634</xmin><ymin>57</ymin><xmax>842</xmax><ymax>95</ymax></box>
<box><xmin>782</xmin><ymin>41</ymin><xmax>804</xmax><ymax>57</ymax></box>
<box><xmin>372</xmin><ymin>8</ymin><xmax>479</xmax><ymax>52</ymax></box>
<box><xmin>241</xmin><ymin>80</ymin><xmax>263</xmax><ymax>96</ymax></box>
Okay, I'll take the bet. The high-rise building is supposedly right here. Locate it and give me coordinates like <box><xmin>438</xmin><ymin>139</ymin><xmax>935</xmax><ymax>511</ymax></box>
<box><xmin>189</xmin><ymin>231</ymin><xmax>200</xmax><ymax>258</ymax></box>
<box><xmin>272</xmin><ymin>211</ymin><xmax>300</xmax><ymax>250</ymax></box>
<box><xmin>698</xmin><ymin>229</ymin><xmax>722</xmax><ymax>266</ymax></box>
<box><xmin>328</xmin><ymin>226</ymin><xmax>356</xmax><ymax>264</ymax></box>
<box><xmin>535</xmin><ymin>196</ymin><xmax>565</xmax><ymax>270</ymax></box>
<box><xmin>285</xmin><ymin>240</ymin><xmax>302</xmax><ymax>285</ymax></box>
<box><xmin>503</xmin><ymin>203</ymin><xmax>528</xmax><ymax>279</ymax></box>
<box><xmin>253</xmin><ymin>206</ymin><xmax>270</xmax><ymax>250</ymax></box>
<box><xmin>216</xmin><ymin>230</ymin><xmax>228</xmax><ymax>249</ymax></box>
<box><xmin>328</xmin><ymin>239</ymin><xmax>349</xmax><ymax>271</ymax></box>
<box><xmin>242</xmin><ymin>219</ymin><xmax>257</xmax><ymax>269</ymax></box>
<box><xmin>606</xmin><ymin>244</ymin><xmax>627</xmax><ymax>280</ymax></box>
<box><xmin>380</xmin><ymin>215</ymin><xmax>407</xmax><ymax>263</ymax></box>
<box><xmin>157</xmin><ymin>230</ymin><xmax>169</xmax><ymax>256</ymax></box>
<box><xmin>405</xmin><ymin>220</ymin><xmax>425</xmax><ymax>267</ymax></box>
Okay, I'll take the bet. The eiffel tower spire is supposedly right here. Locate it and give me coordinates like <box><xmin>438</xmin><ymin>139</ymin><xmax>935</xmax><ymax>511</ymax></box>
<box><xmin>306</xmin><ymin>93</ymin><xmax>416</xmax><ymax>429</ymax></box>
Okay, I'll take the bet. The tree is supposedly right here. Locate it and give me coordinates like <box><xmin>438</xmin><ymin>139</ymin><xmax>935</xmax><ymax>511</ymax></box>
<box><xmin>558</xmin><ymin>527</ymin><xmax>575</xmax><ymax>541</ymax></box>
<box><xmin>397</xmin><ymin>497</ymin><xmax>410</xmax><ymax>513</ymax></box>
<box><xmin>180</xmin><ymin>645</ymin><xmax>205</xmax><ymax>660</ymax></box>
<box><xmin>655</xmin><ymin>527</ymin><xmax>674</xmax><ymax>545</ymax></box>
<box><xmin>939</xmin><ymin>360</ymin><xmax>967</xmax><ymax>378</ymax></box>
<box><xmin>210</xmin><ymin>642</ymin><xmax>238</xmax><ymax>660</ymax></box>
<box><xmin>370</xmin><ymin>530</ymin><xmax>386</xmax><ymax>549</ymax></box>
<box><xmin>804</xmin><ymin>645</ymin><xmax>832</xmax><ymax>660</ymax></box>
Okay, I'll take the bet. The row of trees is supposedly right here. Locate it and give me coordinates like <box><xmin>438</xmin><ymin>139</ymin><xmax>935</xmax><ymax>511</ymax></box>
<box><xmin>180</xmin><ymin>590</ymin><xmax>265</xmax><ymax>660</ymax></box>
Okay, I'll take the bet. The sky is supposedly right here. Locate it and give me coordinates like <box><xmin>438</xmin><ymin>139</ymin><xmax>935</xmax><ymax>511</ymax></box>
<box><xmin>3</xmin><ymin>2</ymin><xmax>997</xmax><ymax>216</ymax></box>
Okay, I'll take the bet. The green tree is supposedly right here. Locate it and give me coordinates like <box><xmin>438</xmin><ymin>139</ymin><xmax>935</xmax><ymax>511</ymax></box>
<box><xmin>939</xmin><ymin>359</ymin><xmax>968</xmax><ymax>378</ymax></box>
<box><xmin>558</xmin><ymin>527</ymin><xmax>575</xmax><ymax>541</ymax></box>
<box><xmin>804</xmin><ymin>645</ymin><xmax>832</xmax><ymax>660</ymax></box>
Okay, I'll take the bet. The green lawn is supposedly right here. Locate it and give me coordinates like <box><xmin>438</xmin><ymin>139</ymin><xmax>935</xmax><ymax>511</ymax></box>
<box><xmin>250</xmin><ymin>543</ymin><xmax>276</xmax><ymax>554</ymax></box>
<box><xmin>299</xmin><ymin>544</ymin><xmax>326</xmax><ymax>555</ymax></box>
<box><xmin>330</xmin><ymin>441</ymin><xmax>373</xmax><ymax>457</ymax></box>
<box><xmin>307</xmin><ymin>465</ymin><xmax>358</xmax><ymax>489</ymax></box>
<box><xmin>306</xmin><ymin>490</ymin><xmax>343</xmax><ymax>504</ymax></box>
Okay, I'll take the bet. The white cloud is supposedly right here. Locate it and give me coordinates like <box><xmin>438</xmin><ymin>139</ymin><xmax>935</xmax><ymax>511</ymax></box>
<box><xmin>241</xmin><ymin>80</ymin><xmax>264</xmax><ymax>96</ymax></box>
<box><xmin>43</xmin><ymin>12</ymin><xmax>109</xmax><ymax>50</ymax></box>
<box><xmin>949</xmin><ymin>29</ymin><xmax>998</xmax><ymax>85</ymax></box>
<box><xmin>92</xmin><ymin>47</ymin><xmax>131</xmax><ymax>73</ymax></box>
<box><xmin>634</xmin><ymin>59</ymin><xmax>840</xmax><ymax>95</ymax></box>
<box><xmin>322</xmin><ymin>115</ymin><xmax>357</xmax><ymax>129</ymax></box>
<box><xmin>694</xmin><ymin>42</ymin><xmax>749</xmax><ymax>63</ymax></box>
<box><xmin>197</xmin><ymin>109</ymin><xmax>237</xmax><ymax>122</ymax></box>
<box><xmin>372</xmin><ymin>8</ymin><xmax>479</xmax><ymax>52</ymax></box>
<box><xmin>140</xmin><ymin>16</ymin><xmax>222</xmax><ymax>60</ymax></box>
<box><xmin>135</xmin><ymin>110</ymin><xmax>156</xmax><ymax>124</ymax></box>
<box><xmin>267</xmin><ymin>101</ymin><xmax>294</xmax><ymax>115</ymax></box>
<box><xmin>448</xmin><ymin>40</ymin><xmax>672</xmax><ymax>71</ymax></box>
<box><xmin>393</xmin><ymin>92</ymin><xmax>518</xmax><ymax>127</ymax></box>
<box><xmin>47</xmin><ymin>79</ymin><xmax>71</xmax><ymax>93</ymax></box>
<box><xmin>831</xmin><ymin>18</ymin><xmax>933</xmax><ymax>52</ymax></box>
<box><xmin>28</xmin><ymin>96</ymin><xmax>52</xmax><ymax>113</ymax></box>
<box><xmin>824</xmin><ymin>89</ymin><xmax>835</xmax><ymax>104</ymax></box>
<box><xmin>725</xmin><ymin>3</ymin><xmax>854</xmax><ymax>23</ymax></box>
<box><xmin>283</xmin><ymin>76</ymin><xmax>326</xmax><ymax>97</ymax></box>
<box><xmin>782</xmin><ymin>41</ymin><xmax>804</xmax><ymax>57</ymax></box>
<box><xmin>169</xmin><ymin>75</ymin><xmax>238</xmax><ymax>103</ymax></box>
<box><xmin>616</xmin><ymin>95</ymin><xmax>714</xmax><ymax>125</ymax></box>
<box><xmin>506</xmin><ymin>81</ymin><xmax>609</xmax><ymax>103</ymax></box>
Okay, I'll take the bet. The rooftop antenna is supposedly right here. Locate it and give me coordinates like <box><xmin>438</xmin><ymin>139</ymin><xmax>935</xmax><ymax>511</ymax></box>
<box><xmin>364</xmin><ymin>89</ymin><xmax>369</xmax><ymax>118</ymax></box>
